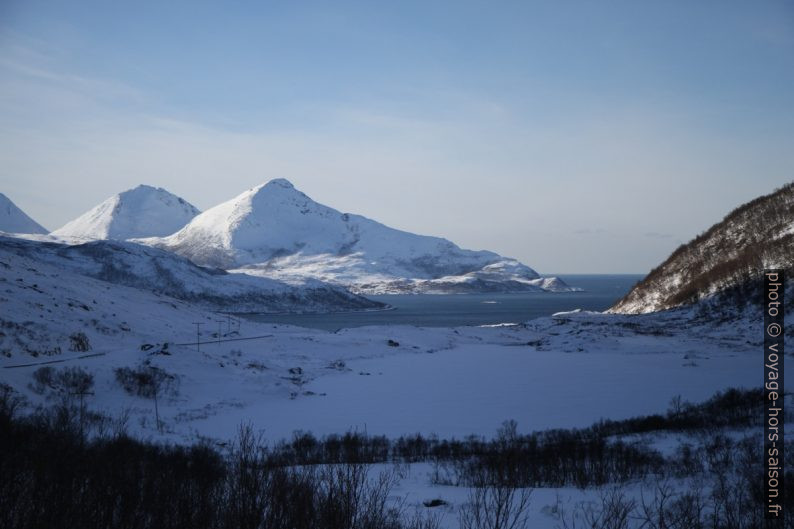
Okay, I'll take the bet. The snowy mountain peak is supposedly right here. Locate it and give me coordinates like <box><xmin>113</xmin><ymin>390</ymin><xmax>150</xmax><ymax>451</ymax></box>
<box><xmin>130</xmin><ymin>183</ymin><xmax>155</xmax><ymax>191</ymax></box>
<box><xmin>142</xmin><ymin>179</ymin><xmax>355</xmax><ymax>264</ymax></box>
<box><xmin>246</xmin><ymin>178</ymin><xmax>312</xmax><ymax>209</ymax></box>
<box><xmin>118</xmin><ymin>184</ymin><xmax>196</xmax><ymax>208</ymax></box>
<box><xmin>142</xmin><ymin>180</ymin><xmax>573</xmax><ymax>294</ymax></box>
<box><xmin>52</xmin><ymin>185</ymin><xmax>200</xmax><ymax>241</ymax></box>
<box><xmin>0</xmin><ymin>193</ymin><xmax>48</xmax><ymax>234</ymax></box>
<box><xmin>126</xmin><ymin>184</ymin><xmax>166</xmax><ymax>195</ymax></box>
<box><xmin>261</xmin><ymin>178</ymin><xmax>295</xmax><ymax>190</ymax></box>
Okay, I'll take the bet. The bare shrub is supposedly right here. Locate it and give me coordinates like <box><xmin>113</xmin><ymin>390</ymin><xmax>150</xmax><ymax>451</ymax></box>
<box><xmin>30</xmin><ymin>366</ymin><xmax>94</xmax><ymax>397</ymax></box>
<box><xmin>58</xmin><ymin>366</ymin><xmax>94</xmax><ymax>394</ymax></box>
<box><xmin>0</xmin><ymin>383</ymin><xmax>25</xmax><ymax>421</ymax></box>
<box><xmin>637</xmin><ymin>480</ymin><xmax>705</xmax><ymax>529</ymax></box>
<box><xmin>459</xmin><ymin>483</ymin><xmax>532</xmax><ymax>529</ymax></box>
<box><xmin>114</xmin><ymin>364</ymin><xmax>176</xmax><ymax>398</ymax></box>
<box><xmin>69</xmin><ymin>332</ymin><xmax>91</xmax><ymax>352</ymax></box>
<box><xmin>30</xmin><ymin>366</ymin><xmax>55</xmax><ymax>394</ymax></box>
<box><xmin>557</xmin><ymin>488</ymin><xmax>635</xmax><ymax>529</ymax></box>
<box><xmin>459</xmin><ymin>425</ymin><xmax>533</xmax><ymax>529</ymax></box>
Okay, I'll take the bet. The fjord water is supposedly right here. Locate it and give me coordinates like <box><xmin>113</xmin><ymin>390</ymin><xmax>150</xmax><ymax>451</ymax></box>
<box><xmin>246</xmin><ymin>274</ymin><xmax>643</xmax><ymax>330</ymax></box>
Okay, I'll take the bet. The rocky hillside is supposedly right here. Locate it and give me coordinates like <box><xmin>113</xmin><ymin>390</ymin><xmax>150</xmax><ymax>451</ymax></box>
<box><xmin>610</xmin><ymin>182</ymin><xmax>794</xmax><ymax>314</ymax></box>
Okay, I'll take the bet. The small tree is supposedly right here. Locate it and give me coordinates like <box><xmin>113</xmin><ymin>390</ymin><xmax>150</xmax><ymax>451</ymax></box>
<box><xmin>114</xmin><ymin>365</ymin><xmax>172</xmax><ymax>432</ymax></box>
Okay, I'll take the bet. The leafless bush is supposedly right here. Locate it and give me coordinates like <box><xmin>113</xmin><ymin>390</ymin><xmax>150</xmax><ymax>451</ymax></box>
<box><xmin>0</xmin><ymin>383</ymin><xmax>25</xmax><ymax>421</ymax></box>
<box><xmin>557</xmin><ymin>488</ymin><xmax>635</xmax><ymax>529</ymax></box>
<box><xmin>114</xmin><ymin>364</ymin><xmax>176</xmax><ymax>398</ymax></box>
<box><xmin>30</xmin><ymin>366</ymin><xmax>94</xmax><ymax>397</ymax></box>
<box><xmin>222</xmin><ymin>423</ymin><xmax>408</xmax><ymax>529</ymax></box>
<box><xmin>30</xmin><ymin>366</ymin><xmax>55</xmax><ymax>393</ymax></box>
<box><xmin>58</xmin><ymin>366</ymin><xmax>94</xmax><ymax>394</ymax></box>
<box><xmin>637</xmin><ymin>480</ymin><xmax>706</xmax><ymax>529</ymax></box>
<box><xmin>459</xmin><ymin>435</ymin><xmax>533</xmax><ymax>529</ymax></box>
<box><xmin>402</xmin><ymin>509</ymin><xmax>444</xmax><ymax>529</ymax></box>
<box><xmin>459</xmin><ymin>483</ymin><xmax>532</xmax><ymax>529</ymax></box>
<box><xmin>69</xmin><ymin>332</ymin><xmax>91</xmax><ymax>352</ymax></box>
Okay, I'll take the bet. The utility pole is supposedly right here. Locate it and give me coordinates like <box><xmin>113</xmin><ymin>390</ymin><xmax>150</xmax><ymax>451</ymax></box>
<box><xmin>192</xmin><ymin>322</ymin><xmax>204</xmax><ymax>352</ymax></box>
<box><xmin>216</xmin><ymin>320</ymin><xmax>224</xmax><ymax>346</ymax></box>
<box><xmin>153</xmin><ymin>385</ymin><xmax>160</xmax><ymax>433</ymax></box>
<box><xmin>149</xmin><ymin>366</ymin><xmax>162</xmax><ymax>433</ymax></box>
<box><xmin>70</xmin><ymin>389</ymin><xmax>95</xmax><ymax>441</ymax></box>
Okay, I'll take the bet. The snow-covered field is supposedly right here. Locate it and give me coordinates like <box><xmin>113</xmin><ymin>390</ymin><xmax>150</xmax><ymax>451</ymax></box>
<box><xmin>0</xmin><ymin>222</ymin><xmax>780</xmax><ymax>528</ymax></box>
<box><xmin>0</xmin><ymin>226</ymin><xmax>773</xmax><ymax>443</ymax></box>
<box><xmin>1</xmin><ymin>279</ymin><xmax>772</xmax><ymax>445</ymax></box>
<box><xmin>1</xmin><ymin>271</ymin><xmax>774</xmax><ymax>528</ymax></box>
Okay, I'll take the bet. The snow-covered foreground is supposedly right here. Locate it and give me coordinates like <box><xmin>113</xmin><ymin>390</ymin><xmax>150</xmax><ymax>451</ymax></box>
<box><xmin>0</xmin><ymin>235</ymin><xmax>781</xmax><ymax>527</ymax></box>
<box><xmin>0</xmin><ymin>303</ymin><xmax>774</xmax><ymax>446</ymax></box>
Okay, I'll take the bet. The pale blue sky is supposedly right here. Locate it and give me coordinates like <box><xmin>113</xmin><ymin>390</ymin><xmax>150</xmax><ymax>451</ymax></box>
<box><xmin>1</xmin><ymin>1</ymin><xmax>792</xmax><ymax>273</ymax></box>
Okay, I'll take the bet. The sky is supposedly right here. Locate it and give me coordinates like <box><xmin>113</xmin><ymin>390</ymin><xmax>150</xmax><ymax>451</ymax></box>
<box><xmin>0</xmin><ymin>1</ymin><xmax>792</xmax><ymax>273</ymax></box>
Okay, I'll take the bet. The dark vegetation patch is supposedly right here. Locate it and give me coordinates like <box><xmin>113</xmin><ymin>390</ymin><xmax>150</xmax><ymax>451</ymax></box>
<box><xmin>0</xmin><ymin>385</ymin><xmax>789</xmax><ymax>528</ymax></box>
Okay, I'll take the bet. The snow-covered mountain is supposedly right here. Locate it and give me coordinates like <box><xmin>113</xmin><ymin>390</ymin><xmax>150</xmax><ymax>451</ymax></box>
<box><xmin>140</xmin><ymin>179</ymin><xmax>572</xmax><ymax>294</ymax></box>
<box><xmin>0</xmin><ymin>235</ymin><xmax>383</xmax><ymax>315</ymax></box>
<box><xmin>610</xmin><ymin>182</ymin><xmax>794</xmax><ymax>314</ymax></box>
<box><xmin>52</xmin><ymin>185</ymin><xmax>200</xmax><ymax>240</ymax></box>
<box><xmin>0</xmin><ymin>193</ymin><xmax>47</xmax><ymax>234</ymax></box>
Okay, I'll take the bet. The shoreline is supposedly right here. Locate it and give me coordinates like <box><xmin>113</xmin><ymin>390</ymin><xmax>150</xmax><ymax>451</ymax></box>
<box><xmin>233</xmin><ymin>303</ymin><xmax>397</xmax><ymax>317</ymax></box>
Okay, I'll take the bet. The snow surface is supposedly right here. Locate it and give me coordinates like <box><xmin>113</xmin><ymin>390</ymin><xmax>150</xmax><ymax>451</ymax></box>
<box><xmin>2</xmin><ymin>183</ymin><xmax>779</xmax><ymax>528</ymax></box>
<box><xmin>139</xmin><ymin>179</ymin><xmax>574</xmax><ymax>294</ymax></box>
<box><xmin>52</xmin><ymin>184</ymin><xmax>200</xmax><ymax>240</ymax></box>
<box><xmin>0</xmin><ymin>233</ymin><xmax>779</xmax><ymax>528</ymax></box>
<box><xmin>0</xmin><ymin>193</ymin><xmax>47</xmax><ymax>234</ymax></box>
<box><xmin>0</xmin><ymin>240</ymin><xmax>771</xmax><ymax>444</ymax></box>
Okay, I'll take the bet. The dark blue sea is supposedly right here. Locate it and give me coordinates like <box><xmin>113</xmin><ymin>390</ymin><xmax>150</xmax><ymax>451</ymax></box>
<box><xmin>245</xmin><ymin>274</ymin><xmax>644</xmax><ymax>330</ymax></box>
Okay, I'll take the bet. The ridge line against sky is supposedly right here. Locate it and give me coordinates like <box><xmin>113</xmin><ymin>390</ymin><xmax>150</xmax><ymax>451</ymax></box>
<box><xmin>0</xmin><ymin>0</ymin><xmax>792</xmax><ymax>273</ymax></box>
